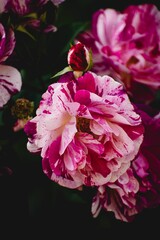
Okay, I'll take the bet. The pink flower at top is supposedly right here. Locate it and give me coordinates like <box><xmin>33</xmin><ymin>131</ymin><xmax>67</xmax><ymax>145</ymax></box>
<box><xmin>0</xmin><ymin>23</ymin><xmax>22</xmax><ymax>108</ymax></box>
<box><xmin>24</xmin><ymin>70</ymin><xmax>144</xmax><ymax>189</ymax></box>
<box><xmin>91</xmin><ymin>107</ymin><xmax>160</xmax><ymax>222</ymax></box>
<box><xmin>77</xmin><ymin>4</ymin><xmax>160</xmax><ymax>103</ymax></box>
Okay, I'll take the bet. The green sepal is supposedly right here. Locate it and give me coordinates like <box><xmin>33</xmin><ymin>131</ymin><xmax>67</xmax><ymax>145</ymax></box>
<box><xmin>85</xmin><ymin>49</ymin><xmax>93</xmax><ymax>71</ymax></box>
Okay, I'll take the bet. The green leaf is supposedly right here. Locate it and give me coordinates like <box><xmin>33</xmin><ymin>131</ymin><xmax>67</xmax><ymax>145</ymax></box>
<box><xmin>51</xmin><ymin>66</ymin><xmax>72</xmax><ymax>78</ymax></box>
<box><xmin>16</xmin><ymin>25</ymin><xmax>36</xmax><ymax>41</ymax></box>
<box><xmin>24</xmin><ymin>12</ymin><xmax>38</xmax><ymax>19</ymax></box>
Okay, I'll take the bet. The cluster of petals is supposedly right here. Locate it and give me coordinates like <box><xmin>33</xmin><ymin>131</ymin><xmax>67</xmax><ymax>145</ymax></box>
<box><xmin>132</xmin><ymin>108</ymin><xmax>160</xmax><ymax>212</ymax></box>
<box><xmin>91</xmin><ymin>106</ymin><xmax>160</xmax><ymax>222</ymax></box>
<box><xmin>0</xmin><ymin>23</ymin><xmax>22</xmax><ymax>108</ymax></box>
<box><xmin>24</xmin><ymin>70</ymin><xmax>144</xmax><ymax>189</ymax></box>
<box><xmin>0</xmin><ymin>0</ymin><xmax>65</xmax><ymax>15</ymax></box>
<box><xmin>77</xmin><ymin>4</ymin><xmax>160</xmax><ymax>103</ymax></box>
<box><xmin>91</xmin><ymin>168</ymin><xmax>139</xmax><ymax>222</ymax></box>
<box><xmin>0</xmin><ymin>0</ymin><xmax>65</xmax><ymax>33</ymax></box>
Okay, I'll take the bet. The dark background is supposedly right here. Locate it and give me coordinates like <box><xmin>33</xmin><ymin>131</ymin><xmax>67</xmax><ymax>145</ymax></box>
<box><xmin>0</xmin><ymin>0</ymin><xmax>160</xmax><ymax>239</ymax></box>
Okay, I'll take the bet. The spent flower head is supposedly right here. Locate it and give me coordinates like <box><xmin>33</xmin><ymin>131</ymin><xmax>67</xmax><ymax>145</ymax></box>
<box><xmin>11</xmin><ymin>98</ymin><xmax>34</xmax><ymax>119</ymax></box>
<box><xmin>11</xmin><ymin>98</ymin><xmax>34</xmax><ymax>132</ymax></box>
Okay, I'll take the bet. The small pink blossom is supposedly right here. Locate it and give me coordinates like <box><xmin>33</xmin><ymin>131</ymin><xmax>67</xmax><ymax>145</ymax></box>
<box><xmin>24</xmin><ymin>71</ymin><xmax>144</xmax><ymax>189</ymax></box>
<box><xmin>77</xmin><ymin>4</ymin><xmax>160</xmax><ymax>103</ymax></box>
<box><xmin>13</xmin><ymin>118</ymin><xmax>31</xmax><ymax>132</ymax></box>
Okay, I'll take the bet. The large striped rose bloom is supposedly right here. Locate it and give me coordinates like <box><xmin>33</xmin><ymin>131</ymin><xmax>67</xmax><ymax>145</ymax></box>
<box><xmin>77</xmin><ymin>4</ymin><xmax>160</xmax><ymax>103</ymax></box>
<box><xmin>24</xmin><ymin>71</ymin><xmax>144</xmax><ymax>189</ymax></box>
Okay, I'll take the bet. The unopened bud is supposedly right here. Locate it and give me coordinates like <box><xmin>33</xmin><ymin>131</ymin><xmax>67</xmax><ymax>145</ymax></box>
<box><xmin>67</xmin><ymin>41</ymin><xmax>92</xmax><ymax>72</ymax></box>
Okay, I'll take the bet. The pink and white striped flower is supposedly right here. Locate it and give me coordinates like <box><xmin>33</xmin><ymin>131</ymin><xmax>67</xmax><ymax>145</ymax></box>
<box><xmin>0</xmin><ymin>23</ymin><xmax>22</xmax><ymax>108</ymax></box>
<box><xmin>77</xmin><ymin>4</ymin><xmax>160</xmax><ymax>103</ymax></box>
<box><xmin>24</xmin><ymin>71</ymin><xmax>144</xmax><ymax>189</ymax></box>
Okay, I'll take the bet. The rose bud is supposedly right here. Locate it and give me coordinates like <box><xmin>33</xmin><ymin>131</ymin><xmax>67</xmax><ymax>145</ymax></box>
<box><xmin>67</xmin><ymin>41</ymin><xmax>92</xmax><ymax>77</ymax></box>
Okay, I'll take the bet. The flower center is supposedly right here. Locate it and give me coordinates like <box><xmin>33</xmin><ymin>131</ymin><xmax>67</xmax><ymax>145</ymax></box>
<box><xmin>76</xmin><ymin>117</ymin><xmax>91</xmax><ymax>133</ymax></box>
<box><xmin>127</xmin><ymin>56</ymin><xmax>139</xmax><ymax>67</ymax></box>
